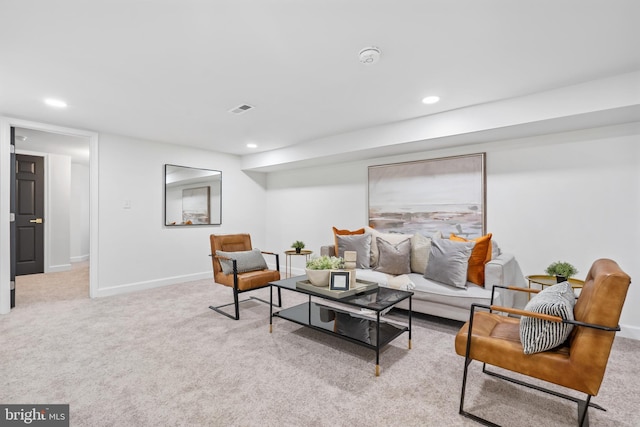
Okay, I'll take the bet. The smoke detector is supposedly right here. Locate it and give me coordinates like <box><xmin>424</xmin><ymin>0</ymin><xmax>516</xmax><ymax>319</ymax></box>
<box><xmin>358</xmin><ymin>47</ymin><xmax>381</xmax><ymax>65</ymax></box>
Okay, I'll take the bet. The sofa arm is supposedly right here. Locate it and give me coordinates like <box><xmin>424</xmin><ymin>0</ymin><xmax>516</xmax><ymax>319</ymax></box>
<box><xmin>485</xmin><ymin>252</ymin><xmax>528</xmax><ymax>310</ymax></box>
<box><xmin>320</xmin><ymin>245</ymin><xmax>336</xmax><ymax>257</ymax></box>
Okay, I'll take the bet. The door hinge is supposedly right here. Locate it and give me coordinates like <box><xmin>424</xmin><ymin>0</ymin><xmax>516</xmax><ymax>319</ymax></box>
<box><xmin>10</xmin><ymin>144</ymin><xmax>15</xmax><ymax>153</ymax></box>
<box><xmin>10</xmin><ymin>213</ymin><xmax>15</xmax><ymax>222</ymax></box>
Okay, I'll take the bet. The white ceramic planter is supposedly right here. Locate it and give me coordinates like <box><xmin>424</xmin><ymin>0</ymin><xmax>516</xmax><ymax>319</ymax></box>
<box><xmin>305</xmin><ymin>268</ymin><xmax>330</xmax><ymax>287</ymax></box>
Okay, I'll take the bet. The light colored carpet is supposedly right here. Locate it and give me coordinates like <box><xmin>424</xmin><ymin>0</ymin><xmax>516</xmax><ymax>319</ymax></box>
<box><xmin>2</xmin><ymin>265</ymin><xmax>639</xmax><ymax>426</ymax></box>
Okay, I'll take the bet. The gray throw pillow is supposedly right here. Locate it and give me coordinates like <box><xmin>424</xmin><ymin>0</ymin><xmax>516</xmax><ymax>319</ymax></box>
<box><xmin>216</xmin><ymin>248</ymin><xmax>268</xmax><ymax>275</ymax></box>
<box><xmin>520</xmin><ymin>282</ymin><xmax>576</xmax><ymax>355</ymax></box>
<box><xmin>337</xmin><ymin>234</ymin><xmax>371</xmax><ymax>268</ymax></box>
<box><xmin>424</xmin><ymin>238</ymin><xmax>475</xmax><ymax>288</ymax></box>
<box><xmin>374</xmin><ymin>237</ymin><xmax>411</xmax><ymax>275</ymax></box>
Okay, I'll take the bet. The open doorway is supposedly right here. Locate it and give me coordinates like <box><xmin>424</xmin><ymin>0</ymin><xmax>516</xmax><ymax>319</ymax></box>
<box><xmin>12</xmin><ymin>127</ymin><xmax>91</xmax><ymax>306</ymax></box>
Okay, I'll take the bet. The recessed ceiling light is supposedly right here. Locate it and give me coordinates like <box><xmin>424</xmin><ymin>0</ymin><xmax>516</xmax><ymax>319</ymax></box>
<box><xmin>44</xmin><ymin>98</ymin><xmax>68</xmax><ymax>108</ymax></box>
<box><xmin>422</xmin><ymin>96</ymin><xmax>440</xmax><ymax>105</ymax></box>
<box><xmin>246</xmin><ymin>143</ymin><xmax>258</xmax><ymax>149</ymax></box>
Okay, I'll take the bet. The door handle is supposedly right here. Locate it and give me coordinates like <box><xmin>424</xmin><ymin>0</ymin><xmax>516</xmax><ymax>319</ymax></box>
<box><xmin>29</xmin><ymin>218</ymin><xmax>43</xmax><ymax>224</ymax></box>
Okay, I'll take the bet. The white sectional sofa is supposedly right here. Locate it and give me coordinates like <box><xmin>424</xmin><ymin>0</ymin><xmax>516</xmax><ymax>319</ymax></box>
<box><xmin>321</xmin><ymin>227</ymin><xmax>528</xmax><ymax>322</ymax></box>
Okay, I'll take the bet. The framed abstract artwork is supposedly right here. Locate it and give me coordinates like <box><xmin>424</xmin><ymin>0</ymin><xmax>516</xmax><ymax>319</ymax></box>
<box><xmin>182</xmin><ymin>186</ymin><xmax>210</xmax><ymax>225</ymax></box>
<box><xmin>368</xmin><ymin>153</ymin><xmax>486</xmax><ymax>238</ymax></box>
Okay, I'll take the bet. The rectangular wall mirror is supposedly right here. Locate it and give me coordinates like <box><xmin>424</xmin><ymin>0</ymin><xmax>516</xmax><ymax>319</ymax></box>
<box><xmin>164</xmin><ymin>164</ymin><xmax>222</xmax><ymax>226</ymax></box>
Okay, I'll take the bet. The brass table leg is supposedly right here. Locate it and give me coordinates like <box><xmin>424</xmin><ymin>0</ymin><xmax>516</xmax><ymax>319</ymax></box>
<box><xmin>375</xmin><ymin>364</ymin><xmax>380</xmax><ymax>377</ymax></box>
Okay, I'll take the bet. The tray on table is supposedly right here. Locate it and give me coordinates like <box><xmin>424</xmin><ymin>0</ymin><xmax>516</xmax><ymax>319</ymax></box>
<box><xmin>295</xmin><ymin>279</ymin><xmax>378</xmax><ymax>299</ymax></box>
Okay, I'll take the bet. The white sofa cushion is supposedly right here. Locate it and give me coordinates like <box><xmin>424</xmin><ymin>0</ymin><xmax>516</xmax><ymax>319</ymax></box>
<box><xmin>355</xmin><ymin>268</ymin><xmax>499</xmax><ymax>311</ymax></box>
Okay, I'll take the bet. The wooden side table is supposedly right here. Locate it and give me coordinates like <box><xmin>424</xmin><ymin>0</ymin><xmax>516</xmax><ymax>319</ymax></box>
<box><xmin>525</xmin><ymin>275</ymin><xmax>585</xmax><ymax>297</ymax></box>
<box><xmin>284</xmin><ymin>249</ymin><xmax>312</xmax><ymax>278</ymax></box>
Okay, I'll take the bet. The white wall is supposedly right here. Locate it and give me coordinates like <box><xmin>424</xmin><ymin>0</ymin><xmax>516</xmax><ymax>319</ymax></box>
<box><xmin>265</xmin><ymin>122</ymin><xmax>640</xmax><ymax>339</ymax></box>
<box><xmin>70</xmin><ymin>163</ymin><xmax>90</xmax><ymax>262</ymax></box>
<box><xmin>46</xmin><ymin>153</ymin><xmax>71</xmax><ymax>272</ymax></box>
<box><xmin>95</xmin><ymin>134</ymin><xmax>268</xmax><ymax>296</ymax></box>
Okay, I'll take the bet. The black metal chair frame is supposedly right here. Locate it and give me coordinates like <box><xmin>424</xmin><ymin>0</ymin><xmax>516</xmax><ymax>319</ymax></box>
<box><xmin>459</xmin><ymin>285</ymin><xmax>620</xmax><ymax>427</ymax></box>
<box><xmin>209</xmin><ymin>252</ymin><xmax>282</xmax><ymax>320</ymax></box>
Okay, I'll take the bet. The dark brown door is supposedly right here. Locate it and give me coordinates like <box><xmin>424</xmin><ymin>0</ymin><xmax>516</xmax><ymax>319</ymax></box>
<box><xmin>15</xmin><ymin>154</ymin><xmax>45</xmax><ymax>275</ymax></box>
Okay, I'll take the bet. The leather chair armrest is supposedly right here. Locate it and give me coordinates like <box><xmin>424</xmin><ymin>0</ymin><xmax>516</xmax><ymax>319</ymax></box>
<box><xmin>470</xmin><ymin>303</ymin><xmax>620</xmax><ymax>332</ymax></box>
<box><xmin>260</xmin><ymin>251</ymin><xmax>280</xmax><ymax>272</ymax></box>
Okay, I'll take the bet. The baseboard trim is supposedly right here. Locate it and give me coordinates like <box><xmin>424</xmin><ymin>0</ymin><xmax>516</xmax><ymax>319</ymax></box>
<box><xmin>619</xmin><ymin>323</ymin><xmax>640</xmax><ymax>340</ymax></box>
<box><xmin>47</xmin><ymin>264</ymin><xmax>72</xmax><ymax>273</ymax></box>
<box><xmin>71</xmin><ymin>255</ymin><xmax>89</xmax><ymax>263</ymax></box>
<box><xmin>96</xmin><ymin>271</ymin><xmax>213</xmax><ymax>298</ymax></box>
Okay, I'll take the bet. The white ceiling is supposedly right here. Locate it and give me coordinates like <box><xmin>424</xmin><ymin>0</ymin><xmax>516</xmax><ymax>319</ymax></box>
<box><xmin>1</xmin><ymin>0</ymin><xmax>639</xmax><ymax>159</ymax></box>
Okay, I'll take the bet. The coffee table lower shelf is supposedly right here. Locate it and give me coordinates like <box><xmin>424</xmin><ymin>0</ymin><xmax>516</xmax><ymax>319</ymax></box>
<box><xmin>272</xmin><ymin>301</ymin><xmax>410</xmax><ymax>376</ymax></box>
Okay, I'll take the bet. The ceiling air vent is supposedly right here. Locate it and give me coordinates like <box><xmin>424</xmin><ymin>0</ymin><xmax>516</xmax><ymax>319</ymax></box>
<box><xmin>229</xmin><ymin>104</ymin><xmax>254</xmax><ymax>114</ymax></box>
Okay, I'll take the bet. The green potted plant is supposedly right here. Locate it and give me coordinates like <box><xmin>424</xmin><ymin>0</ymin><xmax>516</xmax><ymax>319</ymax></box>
<box><xmin>305</xmin><ymin>256</ymin><xmax>345</xmax><ymax>286</ymax></box>
<box><xmin>545</xmin><ymin>261</ymin><xmax>578</xmax><ymax>283</ymax></box>
<box><xmin>291</xmin><ymin>240</ymin><xmax>305</xmax><ymax>254</ymax></box>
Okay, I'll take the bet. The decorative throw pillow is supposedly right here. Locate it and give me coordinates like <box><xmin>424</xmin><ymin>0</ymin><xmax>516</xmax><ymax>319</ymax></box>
<box><xmin>520</xmin><ymin>282</ymin><xmax>576</xmax><ymax>355</ymax></box>
<box><xmin>491</xmin><ymin>240</ymin><xmax>501</xmax><ymax>260</ymax></box>
<box><xmin>332</xmin><ymin>226</ymin><xmax>365</xmax><ymax>257</ymax></box>
<box><xmin>410</xmin><ymin>233</ymin><xmax>432</xmax><ymax>274</ymax></box>
<box><xmin>450</xmin><ymin>233</ymin><xmax>493</xmax><ymax>286</ymax></box>
<box><xmin>374</xmin><ymin>237</ymin><xmax>411</xmax><ymax>275</ymax></box>
<box><xmin>365</xmin><ymin>226</ymin><xmax>413</xmax><ymax>268</ymax></box>
<box><xmin>337</xmin><ymin>234</ymin><xmax>371</xmax><ymax>268</ymax></box>
<box><xmin>424</xmin><ymin>238</ymin><xmax>475</xmax><ymax>288</ymax></box>
<box><xmin>216</xmin><ymin>248</ymin><xmax>268</xmax><ymax>275</ymax></box>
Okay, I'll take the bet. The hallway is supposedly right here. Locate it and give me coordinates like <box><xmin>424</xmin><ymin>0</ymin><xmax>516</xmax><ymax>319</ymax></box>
<box><xmin>15</xmin><ymin>262</ymin><xmax>89</xmax><ymax>307</ymax></box>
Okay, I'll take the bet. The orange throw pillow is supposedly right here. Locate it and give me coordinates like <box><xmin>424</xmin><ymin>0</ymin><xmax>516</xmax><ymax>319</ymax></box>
<box><xmin>450</xmin><ymin>233</ymin><xmax>492</xmax><ymax>286</ymax></box>
<box><xmin>332</xmin><ymin>227</ymin><xmax>365</xmax><ymax>256</ymax></box>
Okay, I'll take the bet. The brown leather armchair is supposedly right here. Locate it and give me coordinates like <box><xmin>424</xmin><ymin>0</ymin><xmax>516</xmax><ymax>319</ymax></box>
<box><xmin>455</xmin><ymin>258</ymin><xmax>630</xmax><ymax>426</ymax></box>
<box><xmin>209</xmin><ymin>233</ymin><xmax>281</xmax><ymax>320</ymax></box>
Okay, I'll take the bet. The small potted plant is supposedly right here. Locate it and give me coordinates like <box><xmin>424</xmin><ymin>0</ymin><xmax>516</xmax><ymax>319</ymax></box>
<box><xmin>291</xmin><ymin>240</ymin><xmax>305</xmax><ymax>254</ymax></box>
<box><xmin>545</xmin><ymin>261</ymin><xmax>578</xmax><ymax>283</ymax></box>
<box><xmin>305</xmin><ymin>256</ymin><xmax>345</xmax><ymax>286</ymax></box>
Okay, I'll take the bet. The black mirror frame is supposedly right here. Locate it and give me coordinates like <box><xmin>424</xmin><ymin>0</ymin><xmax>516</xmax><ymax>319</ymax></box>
<box><xmin>164</xmin><ymin>164</ymin><xmax>222</xmax><ymax>226</ymax></box>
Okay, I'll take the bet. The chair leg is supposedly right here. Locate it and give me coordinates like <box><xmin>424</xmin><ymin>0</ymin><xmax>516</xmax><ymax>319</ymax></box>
<box><xmin>459</xmin><ymin>359</ymin><xmax>500</xmax><ymax>427</ymax></box>
<box><xmin>234</xmin><ymin>288</ymin><xmax>240</xmax><ymax>320</ymax></box>
<box><xmin>209</xmin><ymin>301</ymin><xmax>240</xmax><ymax>320</ymax></box>
<box><xmin>209</xmin><ymin>280</ymin><xmax>242</xmax><ymax>320</ymax></box>
<box><xmin>467</xmin><ymin>365</ymin><xmax>602</xmax><ymax>427</ymax></box>
<box><xmin>210</xmin><ymin>286</ymin><xmax>282</xmax><ymax>320</ymax></box>
<box><xmin>249</xmin><ymin>287</ymin><xmax>282</xmax><ymax>307</ymax></box>
<box><xmin>578</xmin><ymin>395</ymin><xmax>591</xmax><ymax>427</ymax></box>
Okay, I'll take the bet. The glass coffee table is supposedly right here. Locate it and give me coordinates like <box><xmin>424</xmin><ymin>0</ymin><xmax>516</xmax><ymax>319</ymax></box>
<box><xmin>269</xmin><ymin>275</ymin><xmax>413</xmax><ymax>376</ymax></box>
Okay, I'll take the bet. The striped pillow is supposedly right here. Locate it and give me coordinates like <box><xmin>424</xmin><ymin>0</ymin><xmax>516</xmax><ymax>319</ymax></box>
<box><xmin>520</xmin><ymin>282</ymin><xmax>576</xmax><ymax>355</ymax></box>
